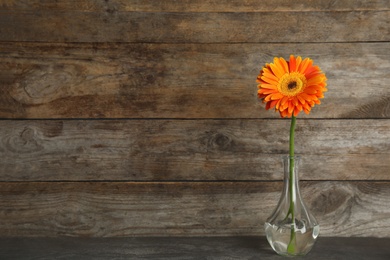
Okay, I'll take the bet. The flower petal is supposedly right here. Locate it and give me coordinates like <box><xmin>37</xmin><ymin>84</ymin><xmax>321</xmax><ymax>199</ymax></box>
<box><xmin>280</xmin><ymin>109</ymin><xmax>288</xmax><ymax>118</ymax></box>
<box><xmin>303</xmin><ymin>88</ymin><xmax>317</xmax><ymax>95</ymax></box>
<box><xmin>261</xmin><ymin>75</ymin><xmax>279</xmax><ymax>85</ymax></box>
<box><xmin>262</xmin><ymin>68</ymin><xmax>279</xmax><ymax>81</ymax></box>
<box><xmin>270</xmin><ymin>93</ymin><xmax>284</xmax><ymax>100</ymax></box>
<box><xmin>307</xmin><ymin>75</ymin><xmax>326</xmax><ymax>86</ymax></box>
<box><xmin>259</xmin><ymin>83</ymin><xmax>278</xmax><ymax>89</ymax></box>
<box><xmin>298</xmin><ymin>58</ymin><xmax>312</xmax><ymax>74</ymax></box>
<box><xmin>289</xmin><ymin>55</ymin><xmax>297</xmax><ymax>72</ymax></box>
<box><xmin>288</xmin><ymin>102</ymin><xmax>294</xmax><ymax>114</ymax></box>
<box><xmin>275</xmin><ymin>57</ymin><xmax>289</xmax><ymax>74</ymax></box>
<box><xmin>269</xmin><ymin>99</ymin><xmax>278</xmax><ymax>109</ymax></box>
<box><xmin>300</xmin><ymin>92</ymin><xmax>316</xmax><ymax>101</ymax></box>
<box><xmin>280</xmin><ymin>96</ymin><xmax>289</xmax><ymax>107</ymax></box>
<box><xmin>293</xmin><ymin>107</ymin><xmax>300</xmax><ymax>117</ymax></box>
<box><xmin>297</xmin><ymin>94</ymin><xmax>306</xmax><ymax>105</ymax></box>
<box><xmin>295</xmin><ymin>56</ymin><xmax>302</xmax><ymax>72</ymax></box>
<box><xmin>270</xmin><ymin>62</ymin><xmax>285</xmax><ymax>79</ymax></box>
<box><xmin>259</xmin><ymin>88</ymin><xmax>278</xmax><ymax>95</ymax></box>
<box><xmin>305</xmin><ymin>65</ymin><xmax>320</xmax><ymax>78</ymax></box>
<box><xmin>292</xmin><ymin>97</ymin><xmax>299</xmax><ymax>106</ymax></box>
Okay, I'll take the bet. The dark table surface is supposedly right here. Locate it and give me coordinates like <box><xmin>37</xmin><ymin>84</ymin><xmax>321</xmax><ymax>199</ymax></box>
<box><xmin>0</xmin><ymin>236</ymin><xmax>389</xmax><ymax>259</ymax></box>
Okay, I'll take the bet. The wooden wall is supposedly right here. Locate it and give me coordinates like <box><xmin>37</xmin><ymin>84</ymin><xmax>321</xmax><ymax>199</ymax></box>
<box><xmin>0</xmin><ymin>0</ymin><xmax>389</xmax><ymax>237</ymax></box>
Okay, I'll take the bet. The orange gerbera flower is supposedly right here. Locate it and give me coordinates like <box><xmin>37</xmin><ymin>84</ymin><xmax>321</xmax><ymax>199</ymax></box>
<box><xmin>257</xmin><ymin>55</ymin><xmax>327</xmax><ymax>117</ymax></box>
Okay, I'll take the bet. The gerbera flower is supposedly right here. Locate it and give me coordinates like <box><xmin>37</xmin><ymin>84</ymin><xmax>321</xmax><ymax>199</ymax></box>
<box><xmin>257</xmin><ymin>55</ymin><xmax>327</xmax><ymax>117</ymax></box>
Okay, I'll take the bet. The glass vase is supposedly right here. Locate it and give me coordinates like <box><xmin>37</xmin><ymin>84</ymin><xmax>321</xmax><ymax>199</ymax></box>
<box><xmin>264</xmin><ymin>156</ymin><xmax>319</xmax><ymax>256</ymax></box>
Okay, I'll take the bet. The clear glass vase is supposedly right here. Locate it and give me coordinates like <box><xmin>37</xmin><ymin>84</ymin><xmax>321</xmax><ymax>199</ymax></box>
<box><xmin>264</xmin><ymin>156</ymin><xmax>319</xmax><ymax>256</ymax></box>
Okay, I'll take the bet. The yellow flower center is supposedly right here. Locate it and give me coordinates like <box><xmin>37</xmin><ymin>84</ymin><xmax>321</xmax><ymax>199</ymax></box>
<box><xmin>277</xmin><ymin>72</ymin><xmax>307</xmax><ymax>96</ymax></box>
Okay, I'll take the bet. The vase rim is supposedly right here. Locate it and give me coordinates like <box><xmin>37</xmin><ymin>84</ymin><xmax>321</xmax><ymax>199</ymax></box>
<box><xmin>282</xmin><ymin>155</ymin><xmax>301</xmax><ymax>159</ymax></box>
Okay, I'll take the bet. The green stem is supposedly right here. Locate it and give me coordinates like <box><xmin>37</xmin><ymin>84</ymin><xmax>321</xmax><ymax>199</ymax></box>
<box><xmin>289</xmin><ymin>115</ymin><xmax>296</xmax><ymax>159</ymax></box>
<box><xmin>287</xmin><ymin>115</ymin><xmax>297</xmax><ymax>254</ymax></box>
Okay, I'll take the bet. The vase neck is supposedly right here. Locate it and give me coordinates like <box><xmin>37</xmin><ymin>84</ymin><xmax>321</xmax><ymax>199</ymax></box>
<box><xmin>282</xmin><ymin>156</ymin><xmax>301</xmax><ymax>197</ymax></box>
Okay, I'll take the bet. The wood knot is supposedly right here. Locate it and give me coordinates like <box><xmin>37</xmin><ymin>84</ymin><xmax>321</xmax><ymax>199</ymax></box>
<box><xmin>11</xmin><ymin>64</ymin><xmax>82</xmax><ymax>105</ymax></box>
<box><xmin>203</xmin><ymin>131</ymin><xmax>235</xmax><ymax>151</ymax></box>
<box><xmin>310</xmin><ymin>186</ymin><xmax>351</xmax><ymax>215</ymax></box>
<box><xmin>20</xmin><ymin>128</ymin><xmax>35</xmax><ymax>142</ymax></box>
<box><xmin>5</xmin><ymin>127</ymin><xmax>43</xmax><ymax>153</ymax></box>
<box><xmin>214</xmin><ymin>133</ymin><xmax>231</xmax><ymax>148</ymax></box>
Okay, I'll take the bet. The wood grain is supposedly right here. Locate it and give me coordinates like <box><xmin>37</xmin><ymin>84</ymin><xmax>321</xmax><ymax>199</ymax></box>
<box><xmin>1</xmin><ymin>0</ymin><xmax>389</xmax><ymax>12</ymax></box>
<box><xmin>0</xmin><ymin>11</ymin><xmax>388</xmax><ymax>43</ymax></box>
<box><xmin>0</xmin><ymin>181</ymin><xmax>389</xmax><ymax>237</ymax></box>
<box><xmin>1</xmin><ymin>237</ymin><xmax>390</xmax><ymax>260</ymax></box>
<box><xmin>1</xmin><ymin>42</ymin><xmax>389</xmax><ymax>119</ymax></box>
<box><xmin>0</xmin><ymin>119</ymin><xmax>388</xmax><ymax>181</ymax></box>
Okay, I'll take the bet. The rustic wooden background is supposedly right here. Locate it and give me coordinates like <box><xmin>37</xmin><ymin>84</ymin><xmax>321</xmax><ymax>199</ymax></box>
<box><xmin>0</xmin><ymin>0</ymin><xmax>389</xmax><ymax>237</ymax></box>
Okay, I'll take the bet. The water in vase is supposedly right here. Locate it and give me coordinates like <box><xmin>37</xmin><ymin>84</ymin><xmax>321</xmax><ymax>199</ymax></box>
<box><xmin>265</xmin><ymin>221</ymin><xmax>319</xmax><ymax>256</ymax></box>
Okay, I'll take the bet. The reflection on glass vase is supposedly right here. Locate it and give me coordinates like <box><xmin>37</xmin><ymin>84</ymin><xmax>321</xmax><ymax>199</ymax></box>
<box><xmin>265</xmin><ymin>156</ymin><xmax>319</xmax><ymax>256</ymax></box>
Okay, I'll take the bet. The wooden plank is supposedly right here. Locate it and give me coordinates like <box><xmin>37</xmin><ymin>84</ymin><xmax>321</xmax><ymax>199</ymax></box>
<box><xmin>1</xmin><ymin>42</ymin><xmax>389</xmax><ymax>119</ymax></box>
<box><xmin>1</xmin><ymin>0</ymin><xmax>389</xmax><ymax>12</ymax></box>
<box><xmin>0</xmin><ymin>181</ymin><xmax>389</xmax><ymax>237</ymax></box>
<box><xmin>0</xmin><ymin>11</ymin><xmax>388</xmax><ymax>43</ymax></box>
<box><xmin>0</xmin><ymin>237</ymin><xmax>390</xmax><ymax>260</ymax></box>
<box><xmin>0</xmin><ymin>119</ymin><xmax>389</xmax><ymax>181</ymax></box>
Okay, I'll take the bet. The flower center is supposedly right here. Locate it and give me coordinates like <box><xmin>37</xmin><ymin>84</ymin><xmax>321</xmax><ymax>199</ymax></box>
<box><xmin>288</xmin><ymin>82</ymin><xmax>297</xmax><ymax>90</ymax></box>
<box><xmin>277</xmin><ymin>72</ymin><xmax>307</xmax><ymax>96</ymax></box>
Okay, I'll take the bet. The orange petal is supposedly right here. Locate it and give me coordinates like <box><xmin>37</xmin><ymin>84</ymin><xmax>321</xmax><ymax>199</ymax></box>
<box><xmin>260</xmin><ymin>89</ymin><xmax>278</xmax><ymax>95</ymax></box>
<box><xmin>298</xmin><ymin>58</ymin><xmax>312</xmax><ymax>74</ymax></box>
<box><xmin>303</xmin><ymin>88</ymin><xmax>317</xmax><ymax>95</ymax></box>
<box><xmin>288</xmin><ymin>102</ymin><xmax>294</xmax><ymax>114</ymax></box>
<box><xmin>270</xmin><ymin>62</ymin><xmax>285</xmax><ymax>79</ymax></box>
<box><xmin>280</xmin><ymin>109</ymin><xmax>288</xmax><ymax>118</ymax></box>
<box><xmin>280</xmin><ymin>102</ymin><xmax>288</xmax><ymax>111</ymax></box>
<box><xmin>275</xmin><ymin>57</ymin><xmax>289</xmax><ymax>74</ymax></box>
<box><xmin>268</xmin><ymin>92</ymin><xmax>282</xmax><ymax>100</ymax></box>
<box><xmin>300</xmin><ymin>92</ymin><xmax>315</xmax><ymax>101</ymax></box>
<box><xmin>276</xmin><ymin>98</ymin><xmax>282</xmax><ymax>109</ymax></box>
<box><xmin>279</xmin><ymin>98</ymin><xmax>289</xmax><ymax>111</ymax></box>
<box><xmin>295</xmin><ymin>56</ymin><xmax>302</xmax><ymax>72</ymax></box>
<box><xmin>297</xmin><ymin>94</ymin><xmax>306</xmax><ymax>105</ymax></box>
<box><xmin>307</xmin><ymin>75</ymin><xmax>325</xmax><ymax>86</ymax></box>
<box><xmin>264</xmin><ymin>94</ymin><xmax>272</xmax><ymax>102</ymax></box>
<box><xmin>262</xmin><ymin>69</ymin><xmax>279</xmax><ymax>81</ymax></box>
<box><xmin>289</xmin><ymin>55</ymin><xmax>297</xmax><ymax>72</ymax></box>
<box><xmin>302</xmin><ymin>102</ymin><xmax>311</xmax><ymax>111</ymax></box>
<box><xmin>269</xmin><ymin>99</ymin><xmax>278</xmax><ymax>109</ymax></box>
<box><xmin>293</xmin><ymin>107</ymin><xmax>300</xmax><ymax>117</ymax></box>
<box><xmin>265</xmin><ymin>101</ymin><xmax>272</xmax><ymax>110</ymax></box>
<box><xmin>280</xmin><ymin>96</ymin><xmax>289</xmax><ymax>106</ymax></box>
<box><xmin>292</xmin><ymin>97</ymin><xmax>299</xmax><ymax>106</ymax></box>
<box><xmin>305</xmin><ymin>66</ymin><xmax>321</xmax><ymax>78</ymax></box>
<box><xmin>310</xmin><ymin>85</ymin><xmax>325</xmax><ymax>91</ymax></box>
<box><xmin>282</xmin><ymin>57</ymin><xmax>290</xmax><ymax>73</ymax></box>
<box><xmin>305</xmin><ymin>71</ymin><xmax>322</xmax><ymax>80</ymax></box>
<box><xmin>261</xmin><ymin>75</ymin><xmax>279</xmax><ymax>85</ymax></box>
<box><xmin>260</xmin><ymin>83</ymin><xmax>278</xmax><ymax>89</ymax></box>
